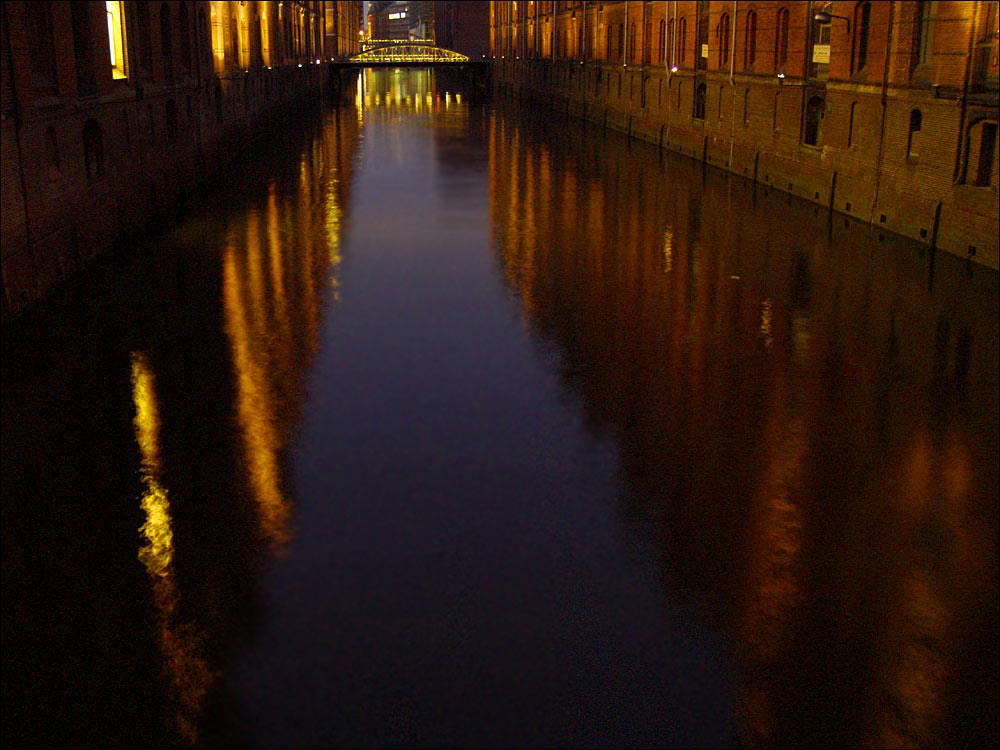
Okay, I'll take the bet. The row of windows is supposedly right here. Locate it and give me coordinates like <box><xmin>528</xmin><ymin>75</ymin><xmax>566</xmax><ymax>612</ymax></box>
<box><xmin>598</xmin><ymin>71</ymin><xmax>994</xmax><ymax>185</ymax></box>
<box><xmin>23</xmin><ymin>2</ymin><xmax>329</xmax><ymax>98</ymax></box>
<box><xmin>497</xmin><ymin>2</ymin><xmax>897</xmax><ymax>79</ymax></box>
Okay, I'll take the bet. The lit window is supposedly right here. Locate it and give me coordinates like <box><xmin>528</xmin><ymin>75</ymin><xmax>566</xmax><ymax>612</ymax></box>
<box><xmin>106</xmin><ymin>1</ymin><xmax>127</xmax><ymax>79</ymax></box>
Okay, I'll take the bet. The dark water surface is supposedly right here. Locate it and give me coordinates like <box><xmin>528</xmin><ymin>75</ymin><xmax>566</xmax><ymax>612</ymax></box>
<box><xmin>3</xmin><ymin>69</ymin><xmax>998</xmax><ymax>748</ymax></box>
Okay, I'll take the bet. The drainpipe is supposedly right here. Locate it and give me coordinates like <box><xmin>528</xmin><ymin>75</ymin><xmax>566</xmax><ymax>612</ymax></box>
<box><xmin>953</xmin><ymin>0</ymin><xmax>979</xmax><ymax>183</ymax></box>
<box><xmin>869</xmin><ymin>0</ymin><xmax>895</xmax><ymax>229</ymax></box>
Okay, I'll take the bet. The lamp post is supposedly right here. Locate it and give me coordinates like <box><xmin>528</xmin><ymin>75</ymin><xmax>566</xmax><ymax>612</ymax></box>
<box><xmin>813</xmin><ymin>10</ymin><xmax>850</xmax><ymax>35</ymax></box>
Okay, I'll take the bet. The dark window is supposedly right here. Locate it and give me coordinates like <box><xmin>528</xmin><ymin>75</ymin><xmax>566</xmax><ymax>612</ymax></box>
<box><xmin>71</xmin><ymin>2</ymin><xmax>96</xmax><ymax>95</ymax></box>
<box><xmin>744</xmin><ymin>10</ymin><xmax>757</xmax><ymax>70</ymax></box>
<box><xmin>200</xmin><ymin>9</ymin><xmax>211</xmax><ymax>64</ymax></box>
<box><xmin>852</xmin><ymin>2</ymin><xmax>871</xmax><ymax>73</ymax></box>
<box><xmin>975</xmin><ymin>122</ymin><xmax>997</xmax><ymax>186</ymax></box>
<box><xmin>27</xmin><ymin>2</ymin><xmax>57</xmax><ymax>90</ymax></box>
<box><xmin>137</xmin><ymin>2</ymin><xmax>153</xmax><ymax>78</ymax></box>
<box><xmin>160</xmin><ymin>4</ymin><xmax>174</xmax><ymax>82</ymax></box>
<box><xmin>848</xmin><ymin>101</ymin><xmax>857</xmax><ymax>146</ymax></box>
<box><xmin>679</xmin><ymin>17</ymin><xmax>687</xmax><ymax>63</ymax></box>
<box><xmin>907</xmin><ymin>109</ymin><xmax>922</xmax><ymax>157</ymax></box>
<box><xmin>83</xmin><ymin>120</ymin><xmax>104</xmax><ymax>182</ymax></box>
<box><xmin>178</xmin><ymin>2</ymin><xmax>192</xmax><ymax>72</ymax></box>
<box><xmin>658</xmin><ymin>19</ymin><xmax>665</xmax><ymax>63</ymax></box>
<box><xmin>617</xmin><ymin>23</ymin><xmax>624</xmax><ymax>61</ymax></box>
<box><xmin>667</xmin><ymin>18</ymin><xmax>674</xmax><ymax>65</ymax></box>
<box><xmin>695</xmin><ymin>1</ymin><xmax>709</xmax><ymax>70</ymax></box>
<box><xmin>775</xmin><ymin>8</ymin><xmax>790</xmax><ymax>69</ymax></box>
<box><xmin>165</xmin><ymin>99</ymin><xmax>178</xmax><ymax>142</ymax></box>
<box><xmin>804</xmin><ymin>95</ymin><xmax>824</xmax><ymax>145</ymax></box>
<box><xmin>629</xmin><ymin>22</ymin><xmax>636</xmax><ymax>63</ymax></box>
<box><xmin>606</xmin><ymin>24</ymin><xmax>612</xmax><ymax>59</ymax></box>
<box><xmin>694</xmin><ymin>81</ymin><xmax>706</xmax><ymax>119</ymax></box>
<box><xmin>718</xmin><ymin>13</ymin><xmax>730</xmax><ymax>67</ymax></box>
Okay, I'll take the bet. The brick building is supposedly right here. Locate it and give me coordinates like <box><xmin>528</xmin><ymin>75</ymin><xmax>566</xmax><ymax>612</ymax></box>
<box><xmin>489</xmin><ymin>1</ymin><xmax>1000</xmax><ymax>269</ymax></box>
<box><xmin>0</xmin><ymin>1</ymin><xmax>362</xmax><ymax>320</ymax></box>
<box><xmin>435</xmin><ymin>1</ymin><xmax>491</xmax><ymax>59</ymax></box>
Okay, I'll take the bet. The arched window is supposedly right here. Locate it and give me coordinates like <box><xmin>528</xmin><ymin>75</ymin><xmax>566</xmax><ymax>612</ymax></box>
<box><xmin>718</xmin><ymin>85</ymin><xmax>724</xmax><ymax>119</ymax></box>
<box><xmin>106</xmin><ymin>2</ymin><xmax>127</xmax><ymax>78</ymax></box>
<box><xmin>71</xmin><ymin>2</ymin><xmax>96</xmax><ymax>95</ymax></box>
<box><xmin>852</xmin><ymin>2</ymin><xmax>871</xmax><ymax>73</ymax></box>
<box><xmin>26</xmin><ymin>2</ymin><xmax>56</xmax><ymax>90</ymax></box>
<box><xmin>911</xmin><ymin>1</ymin><xmax>933</xmax><ymax>75</ymax></box>
<box><xmin>617</xmin><ymin>23</ymin><xmax>624</xmax><ymax>62</ymax></box>
<box><xmin>804</xmin><ymin>95</ymin><xmax>825</xmax><ymax>145</ymax></box>
<box><xmin>165</xmin><ymin>99</ymin><xmax>178</xmax><ymax>142</ymax></box>
<box><xmin>679</xmin><ymin>17</ymin><xmax>687</xmax><ymax>63</ymax></box>
<box><xmin>907</xmin><ymin>109</ymin><xmax>922</xmax><ymax>158</ymax></box>
<box><xmin>178</xmin><ymin>2</ymin><xmax>192</xmax><ymax>72</ymax></box>
<box><xmin>744</xmin><ymin>10</ymin><xmax>757</xmax><ymax>70</ymax></box>
<box><xmin>677</xmin><ymin>79</ymin><xmax>683</xmax><ymax>109</ymax></box>
<box><xmin>810</xmin><ymin>2</ymin><xmax>832</xmax><ymax>77</ymax></box>
<box><xmin>644</xmin><ymin>20</ymin><xmax>652</xmax><ymax>65</ymax></box>
<box><xmin>848</xmin><ymin>102</ymin><xmax>858</xmax><ymax>146</ymax></box>
<box><xmin>775</xmin><ymin>8</ymin><xmax>790</xmax><ymax>69</ymax></box>
<box><xmin>694</xmin><ymin>81</ymin><xmax>706</xmax><ymax>119</ymax></box>
<box><xmin>629</xmin><ymin>22</ymin><xmax>636</xmax><ymax>63</ymax></box>
<box><xmin>82</xmin><ymin>120</ymin><xmax>104</xmax><ymax>182</ymax></box>
<box><xmin>160</xmin><ymin>4</ymin><xmax>174</xmax><ymax>82</ymax></box>
<box><xmin>667</xmin><ymin>18</ymin><xmax>674</xmax><ymax>66</ymax></box>
<box><xmin>658</xmin><ymin>19</ymin><xmax>665</xmax><ymax>64</ymax></box>
<box><xmin>695</xmin><ymin>0</ymin><xmax>709</xmax><ymax>70</ymax></box>
<box><xmin>718</xmin><ymin>13</ymin><xmax>730</xmax><ymax>67</ymax></box>
<box><xmin>606</xmin><ymin>24</ymin><xmax>613</xmax><ymax>59</ymax></box>
<box><xmin>136</xmin><ymin>1</ymin><xmax>153</xmax><ymax>78</ymax></box>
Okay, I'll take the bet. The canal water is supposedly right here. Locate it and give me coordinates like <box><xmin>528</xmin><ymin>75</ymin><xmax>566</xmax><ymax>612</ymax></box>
<box><xmin>3</xmin><ymin>69</ymin><xmax>997</xmax><ymax>748</ymax></box>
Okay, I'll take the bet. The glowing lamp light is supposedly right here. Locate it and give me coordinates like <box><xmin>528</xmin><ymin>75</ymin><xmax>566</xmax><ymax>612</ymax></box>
<box><xmin>777</xmin><ymin>70</ymin><xmax>786</xmax><ymax>79</ymax></box>
<box><xmin>671</xmin><ymin>64</ymin><xmax>679</xmax><ymax>72</ymax></box>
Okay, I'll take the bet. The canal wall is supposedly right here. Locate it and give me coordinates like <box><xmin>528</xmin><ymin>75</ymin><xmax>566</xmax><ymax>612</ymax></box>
<box><xmin>491</xmin><ymin>58</ymin><xmax>999</xmax><ymax>272</ymax></box>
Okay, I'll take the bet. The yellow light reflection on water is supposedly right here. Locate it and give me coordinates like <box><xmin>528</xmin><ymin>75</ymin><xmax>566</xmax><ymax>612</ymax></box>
<box><xmin>222</xmin><ymin>241</ymin><xmax>291</xmax><ymax>547</ymax></box>
<box><xmin>131</xmin><ymin>351</ymin><xmax>213</xmax><ymax>745</ymax></box>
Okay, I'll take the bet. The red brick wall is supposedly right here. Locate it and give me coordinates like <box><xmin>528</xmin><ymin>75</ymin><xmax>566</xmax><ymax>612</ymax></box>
<box><xmin>490</xmin><ymin>0</ymin><xmax>999</xmax><ymax>269</ymax></box>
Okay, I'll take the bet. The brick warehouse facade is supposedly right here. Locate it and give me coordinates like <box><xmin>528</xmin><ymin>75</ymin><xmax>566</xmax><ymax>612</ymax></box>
<box><xmin>489</xmin><ymin>1</ymin><xmax>1000</xmax><ymax>269</ymax></box>
<box><xmin>0</xmin><ymin>1</ymin><xmax>362</xmax><ymax>320</ymax></box>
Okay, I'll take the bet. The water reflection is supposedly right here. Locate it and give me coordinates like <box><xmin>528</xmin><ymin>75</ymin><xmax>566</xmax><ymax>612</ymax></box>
<box><xmin>131</xmin><ymin>351</ymin><xmax>213</xmax><ymax>744</ymax></box>
<box><xmin>1</xmin><ymin>72</ymin><xmax>997</xmax><ymax>748</ymax></box>
<box><xmin>2</xmin><ymin>100</ymin><xmax>360</xmax><ymax>746</ymax></box>
<box><xmin>487</xmin><ymin>102</ymin><xmax>999</xmax><ymax>748</ymax></box>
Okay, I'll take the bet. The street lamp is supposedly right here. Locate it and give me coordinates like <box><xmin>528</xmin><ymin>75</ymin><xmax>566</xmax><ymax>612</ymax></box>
<box><xmin>813</xmin><ymin>10</ymin><xmax>850</xmax><ymax>35</ymax></box>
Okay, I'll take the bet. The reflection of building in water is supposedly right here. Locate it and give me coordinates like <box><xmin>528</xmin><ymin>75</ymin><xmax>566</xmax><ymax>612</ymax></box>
<box><xmin>487</xmin><ymin>106</ymin><xmax>999</xmax><ymax>748</ymax></box>
<box><xmin>131</xmin><ymin>351</ymin><xmax>213</xmax><ymax>745</ymax></box>
<box><xmin>222</xmin><ymin>107</ymin><xmax>360</xmax><ymax>548</ymax></box>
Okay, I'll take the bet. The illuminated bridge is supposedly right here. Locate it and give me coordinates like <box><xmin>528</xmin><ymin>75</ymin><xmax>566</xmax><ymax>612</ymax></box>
<box><xmin>342</xmin><ymin>41</ymin><xmax>481</xmax><ymax>68</ymax></box>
